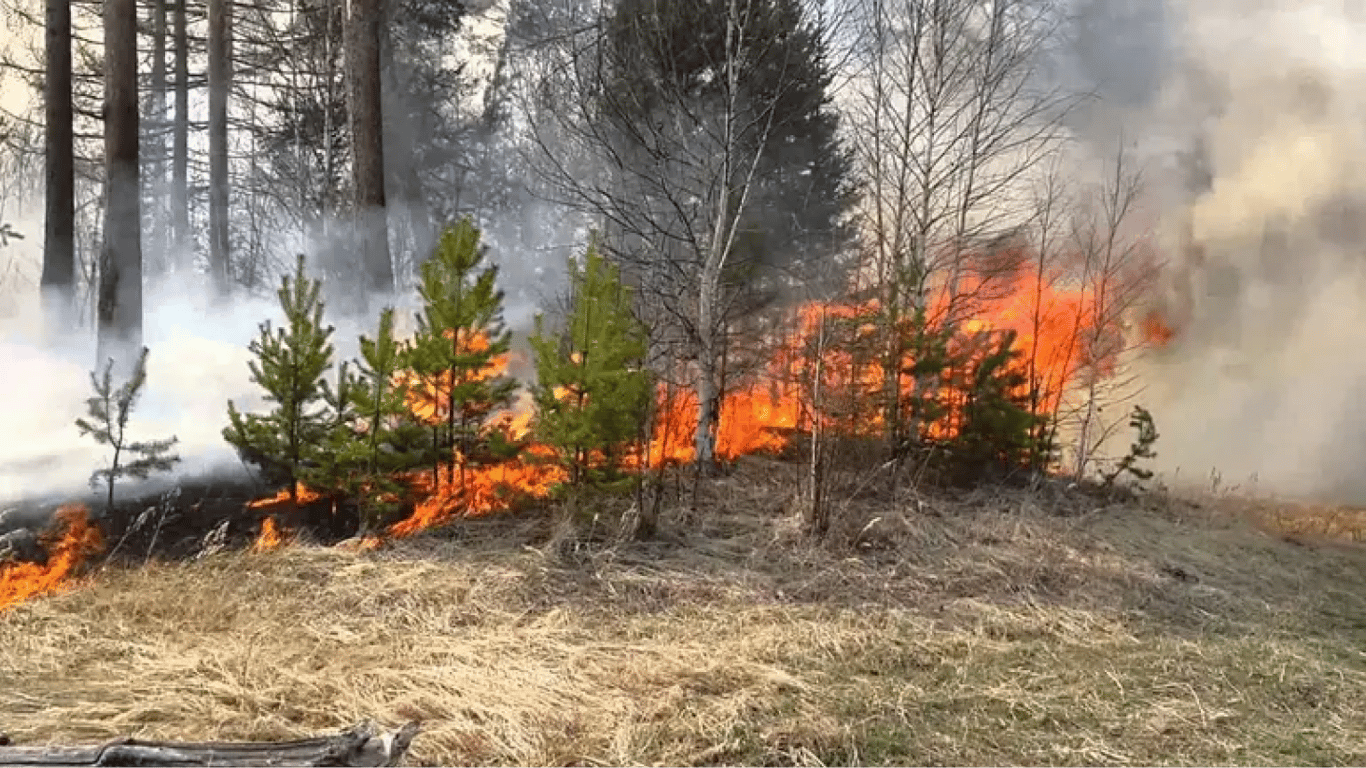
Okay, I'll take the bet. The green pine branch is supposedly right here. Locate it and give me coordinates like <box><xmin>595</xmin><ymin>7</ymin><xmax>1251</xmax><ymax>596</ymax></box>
<box><xmin>75</xmin><ymin>346</ymin><xmax>181</xmax><ymax>513</ymax></box>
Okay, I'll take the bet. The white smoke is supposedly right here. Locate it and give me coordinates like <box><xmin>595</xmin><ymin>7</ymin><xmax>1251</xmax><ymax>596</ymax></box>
<box><xmin>1061</xmin><ymin>0</ymin><xmax>1366</xmax><ymax>500</ymax></box>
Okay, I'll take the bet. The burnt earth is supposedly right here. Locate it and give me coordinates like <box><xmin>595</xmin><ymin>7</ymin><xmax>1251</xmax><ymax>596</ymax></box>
<box><xmin>2</xmin><ymin>473</ymin><xmax>364</xmax><ymax>569</ymax></box>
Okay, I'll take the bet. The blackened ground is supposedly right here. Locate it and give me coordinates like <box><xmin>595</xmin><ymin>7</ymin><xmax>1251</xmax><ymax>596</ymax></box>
<box><xmin>2</xmin><ymin>473</ymin><xmax>365</xmax><ymax>568</ymax></box>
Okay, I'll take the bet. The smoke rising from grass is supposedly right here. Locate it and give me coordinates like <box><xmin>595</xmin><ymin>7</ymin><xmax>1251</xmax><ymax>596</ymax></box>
<box><xmin>1080</xmin><ymin>0</ymin><xmax>1366</xmax><ymax>500</ymax></box>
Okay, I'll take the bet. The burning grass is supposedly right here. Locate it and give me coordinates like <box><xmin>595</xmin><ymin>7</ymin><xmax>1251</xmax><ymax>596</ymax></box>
<box><xmin>0</xmin><ymin>505</ymin><xmax>103</xmax><ymax>611</ymax></box>
<box><xmin>3</xmin><ymin>466</ymin><xmax>1366</xmax><ymax>766</ymax></box>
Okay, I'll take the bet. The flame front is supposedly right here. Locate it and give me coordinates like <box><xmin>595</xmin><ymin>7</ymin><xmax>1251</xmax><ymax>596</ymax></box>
<box><xmin>0</xmin><ymin>505</ymin><xmax>104</xmax><ymax>611</ymax></box>
<box><xmin>243</xmin><ymin>242</ymin><xmax>1159</xmax><ymax>544</ymax></box>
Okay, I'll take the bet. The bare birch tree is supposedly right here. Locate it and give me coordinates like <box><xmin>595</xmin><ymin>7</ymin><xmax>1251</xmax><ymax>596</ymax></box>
<box><xmin>525</xmin><ymin>0</ymin><xmax>853</xmax><ymax>471</ymax></box>
<box><xmin>840</xmin><ymin>0</ymin><xmax>1074</xmax><ymax>450</ymax></box>
<box><xmin>1065</xmin><ymin>141</ymin><xmax>1155</xmax><ymax>480</ymax></box>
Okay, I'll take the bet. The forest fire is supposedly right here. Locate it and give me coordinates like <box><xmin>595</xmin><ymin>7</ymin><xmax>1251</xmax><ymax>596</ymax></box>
<box><xmin>234</xmin><ymin>242</ymin><xmax>1159</xmax><ymax>549</ymax></box>
<box><xmin>0</xmin><ymin>505</ymin><xmax>104</xmax><ymax>612</ymax></box>
<box><xmin>1141</xmin><ymin>310</ymin><xmax>1177</xmax><ymax>347</ymax></box>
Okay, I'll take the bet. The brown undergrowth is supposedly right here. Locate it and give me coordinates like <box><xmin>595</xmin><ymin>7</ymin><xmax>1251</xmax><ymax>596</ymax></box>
<box><xmin>2</xmin><ymin>459</ymin><xmax>1365</xmax><ymax>766</ymax></box>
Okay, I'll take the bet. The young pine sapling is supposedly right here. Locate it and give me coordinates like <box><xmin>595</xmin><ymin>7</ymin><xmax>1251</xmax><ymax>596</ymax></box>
<box><xmin>407</xmin><ymin>218</ymin><xmax>518</xmax><ymax>492</ymax></box>
<box><xmin>75</xmin><ymin>346</ymin><xmax>181</xmax><ymax>514</ymax></box>
<box><xmin>1102</xmin><ymin>405</ymin><xmax>1160</xmax><ymax>488</ymax></box>
<box><xmin>223</xmin><ymin>254</ymin><xmax>337</xmax><ymax>505</ymax></box>
<box><xmin>529</xmin><ymin>239</ymin><xmax>651</xmax><ymax>489</ymax></box>
<box><xmin>317</xmin><ymin>307</ymin><xmax>433</xmax><ymax>535</ymax></box>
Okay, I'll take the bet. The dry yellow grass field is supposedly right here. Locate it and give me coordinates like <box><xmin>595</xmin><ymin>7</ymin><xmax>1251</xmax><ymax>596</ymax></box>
<box><xmin>3</xmin><ymin>465</ymin><xmax>1366</xmax><ymax>766</ymax></box>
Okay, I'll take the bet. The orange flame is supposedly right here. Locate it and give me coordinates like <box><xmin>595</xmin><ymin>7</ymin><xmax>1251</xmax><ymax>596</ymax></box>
<box><xmin>388</xmin><ymin>445</ymin><xmax>566</xmax><ymax>537</ymax></box>
<box><xmin>1</xmin><ymin>505</ymin><xmax>104</xmax><ymax>611</ymax></box>
<box><xmin>1141</xmin><ymin>310</ymin><xmax>1176</xmax><ymax>347</ymax></box>
<box><xmin>403</xmin><ymin>330</ymin><xmax>511</xmax><ymax>425</ymax></box>
<box><xmin>243</xmin><ymin>240</ymin><xmax>1160</xmax><ymax>544</ymax></box>
<box><xmin>253</xmin><ymin>516</ymin><xmax>286</xmax><ymax>552</ymax></box>
<box><xmin>247</xmin><ymin>483</ymin><xmax>321</xmax><ymax>551</ymax></box>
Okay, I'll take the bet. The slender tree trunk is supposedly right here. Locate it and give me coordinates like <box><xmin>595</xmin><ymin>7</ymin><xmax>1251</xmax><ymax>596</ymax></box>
<box><xmin>807</xmin><ymin>309</ymin><xmax>828</xmax><ymax>537</ymax></box>
<box><xmin>41</xmin><ymin>0</ymin><xmax>75</xmax><ymax>327</ymax></box>
<box><xmin>146</xmin><ymin>0</ymin><xmax>167</xmax><ymax>275</ymax></box>
<box><xmin>347</xmin><ymin>0</ymin><xmax>394</xmax><ymax>305</ymax></box>
<box><xmin>172</xmin><ymin>0</ymin><xmax>189</xmax><ymax>261</ymax></box>
<box><xmin>208</xmin><ymin>0</ymin><xmax>231</xmax><ymax>297</ymax></box>
<box><xmin>98</xmin><ymin>0</ymin><xmax>143</xmax><ymax>369</ymax></box>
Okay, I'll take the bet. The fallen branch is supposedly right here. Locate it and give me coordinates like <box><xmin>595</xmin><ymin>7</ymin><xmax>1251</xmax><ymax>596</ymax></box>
<box><xmin>0</xmin><ymin>720</ymin><xmax>420</xmax><ymax>767</ymax></box>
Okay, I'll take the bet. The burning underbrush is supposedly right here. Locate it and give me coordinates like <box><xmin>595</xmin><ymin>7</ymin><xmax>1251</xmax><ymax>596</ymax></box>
<box><xmin>0</xmin><ymin>224</ymin><xmax>1280</xmax><ymax>620</ymax></box>
<box><xmin>0</xmin><ymin>505</ymin><xmax>103</xmax><ymax>611</ymax></box>
<box><xmin>0</xmin><ymin>221</ymin><xmax>1214</xmax><ymax>627</ymax></box>
<box><xmin>2</xmin><ymin>460</ymin><xmax>1365</xmax><ymax>765</ymax></box>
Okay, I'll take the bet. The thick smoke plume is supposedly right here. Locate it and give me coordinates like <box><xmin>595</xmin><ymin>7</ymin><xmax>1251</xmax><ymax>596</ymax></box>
<box><xmin>0</xmin><ymin>259</ymin><xmax>396</xmax><ymax>508</ymax></box>
<box><xmin>1070</xmin><ymin>0</ymin><xmax>1366</xmax><ymax>500</ymax></box>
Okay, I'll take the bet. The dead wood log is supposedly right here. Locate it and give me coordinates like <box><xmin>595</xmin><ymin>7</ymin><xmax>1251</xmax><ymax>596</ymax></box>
<box><xmin>0</xmin><ymin>720</ymin><xmax>419</xmax><ymax>767</ymax></box>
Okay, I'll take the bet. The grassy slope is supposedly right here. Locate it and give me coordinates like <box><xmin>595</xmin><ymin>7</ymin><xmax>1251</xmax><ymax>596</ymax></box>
<box><xmin>2</xmin><ymin>463</ymin><xmax>1366</xmax><ymax>766</ymax></box>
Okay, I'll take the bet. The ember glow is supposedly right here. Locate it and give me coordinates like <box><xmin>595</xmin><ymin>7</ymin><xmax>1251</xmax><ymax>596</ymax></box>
<box><xmin>0</xmin><ymin>505</ymin><xmax>104</xmax><ymax>611</ymax></box>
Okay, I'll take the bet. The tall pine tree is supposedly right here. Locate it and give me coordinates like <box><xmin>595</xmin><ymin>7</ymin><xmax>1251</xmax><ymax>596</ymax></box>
<box><xmin>408</xmin><ymin>218</ymin><xmax>518</xmax><ymax>492</ymax></box>
<box><xmin>530</xmin><ymin>239</ymin><xmax>651</xmax><ymax>487</ymax></box>
<box><xmin>224</xmin><ymin>255</ymin><xmax>336</xmax><ymax>503</ymax></box>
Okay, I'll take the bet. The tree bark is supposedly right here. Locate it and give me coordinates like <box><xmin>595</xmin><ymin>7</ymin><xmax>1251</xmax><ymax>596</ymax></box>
<box><xmin>172</xmin><ymin>0</ymin><xmax>189</xmax><ymax>262</ymax></box>
<box><xmin>208</xmin><ymin>0</ymin><xmax>232</xmax><ymax>297</ymax></box>
<box><xmin>0</xmin><ymin>720</ymin><xmax>420</xmax><ymax>767</ymax></box>
<box><xmin>40</xmin><ymin>0</ymin><xmax>75</xmax><ymax>326</ymax></box>
<box><xmin>146</xmin><ymin>0</ymin><xmax>168</xmax><ymax>274</ymax></box>
<box><xmin>97</xmin><ymin>0</ymin><xmax>143</xmax><ymax>370</ymax></box>
<box><xmin>347</xmin><ymin>0</ymin><xmax>394</xmax><ymax>305</ymax></box>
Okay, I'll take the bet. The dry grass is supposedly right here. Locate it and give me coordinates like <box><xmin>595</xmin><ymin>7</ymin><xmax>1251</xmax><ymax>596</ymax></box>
<box><xmin>3</xmin><ymin>463</ymin><xmax>1366</xmax><ymax>766</ymax></box>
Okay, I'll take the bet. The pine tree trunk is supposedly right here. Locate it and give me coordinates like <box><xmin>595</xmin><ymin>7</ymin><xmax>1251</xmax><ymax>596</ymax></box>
<box><xmin>378</xmin><ymin>33</ymin><xmax>435</xmax><ymax>277</ymax></box>
<box><xmin>208</xmin><ymin>0</ymin><xmax>231</xmax><ymax>297</ymax></box>
<box><xmin>147</xmin><ymin>0</ymin><xmax>167</xmax><ymax>274</ymax></box>
<box><xmin>98</xmin><ymin>0</ymin><xmax>143</xmax><ymax>369</ymax></box>
<box><xmin>172</xmin><ymin>0</ymin><xmax>189</xmax><ymax>260</ymax></box>
<box><xmin>347</xmin><ymin>0</ymin><xmax>393</xmax><ymax>304</ymax></box>
<box><xmin>41</xmin><ymin>0</ymin><xmax>75</xmax><ymax>326</ymax></box>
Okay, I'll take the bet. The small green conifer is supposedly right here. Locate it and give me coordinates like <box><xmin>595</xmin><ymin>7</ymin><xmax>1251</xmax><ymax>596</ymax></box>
<box><xmin>76</xmin><ymin>346</ymin><xmax>181</xmax><ymax>513</ymax></box>
<box><xmin>407</xmin><ymin>218</ymin><xmax>518</xmax><ymax>490</ymax></box>
<box><xmin>529</xmin><ymin>238</ymin><xmax>651</xmax><ymax>487</ymax></box>
<box><xmin>223</xmin><ymin>254</ymin><xmax>336</xmax><ymax>504</ymax></box>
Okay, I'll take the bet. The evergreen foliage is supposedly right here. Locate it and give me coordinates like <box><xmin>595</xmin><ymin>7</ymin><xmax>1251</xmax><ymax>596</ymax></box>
<box><xmin>602</xmin><ymin>0</ymin><xmax>857</xmax><ymax>291</ymax></box>
<box><xmin>530</xmin><ymin>239</ymin><xmax>651</xmax><ymax>487</ymax></box>
<box><xmin>407</xmin><ymin>218</ymin><xmax>518</xmax><ymax>490</ymax></box>
<box><xmin>322</xmin><ymin>308</ymin><xmax>435</xmax><ymax>534</ymax></box>
<box><xmin>947</xmin><ymin>331</ymin><xmax>1054</xmax><ymax>481</ymax></box>
<box><xmin>223</xmin><ymin>254</ymin><xmax>336</xmax><ymax>502</ymax></box>
<box><xmin>1103</xmin><ymin>405</ymin><xmax>1160</xmax><ymax>488</ymax></box>
<box><xmin>824</xmin><ymin>308</ymin><xmax>1054</xmax><ymax>484</ymax></box>
<box><xmin>76</xmin><ymin>346</ymin><xmax>181</xmax><ymax>513</ymax></box>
